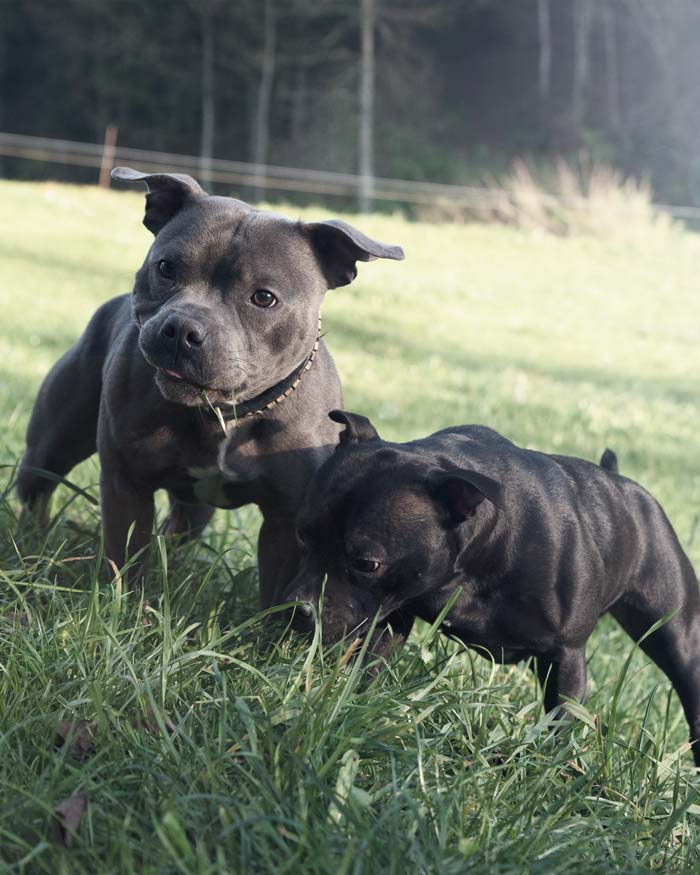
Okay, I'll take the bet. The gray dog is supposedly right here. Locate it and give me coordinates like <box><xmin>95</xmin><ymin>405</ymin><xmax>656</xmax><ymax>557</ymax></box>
<box><xmin>17</xmin><ymin>168</ymin><xmax>404</xmax><ymax>606</ymax></box>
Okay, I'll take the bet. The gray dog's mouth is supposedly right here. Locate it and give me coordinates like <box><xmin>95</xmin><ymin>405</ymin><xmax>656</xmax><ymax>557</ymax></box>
<box><xmin>160</xmin><ymin>367</ymin><xmax>185</xmax><ymax>381</ymax></box>
<box><xmin>157</xmin><ymin>366</ymin><xmax>214</xmax><ymax>391</ymax></box>
<box><xmin>156</xmin><ymin>366</ymin><xmax>228</xmax><ymax>396</ymax></box>
<box><xmin>150</xmin><ymin>361</ymin><xmax>237</xmax><ymax>408</ymax></box>
<box><xmin>140</xmin><ymin>345</ymin><xmax>233</xmax><ymax>394</ymax></box>
<box><xmin>137</xmin><ymin>331</ymin><xmax>236</xmax><ymax>400</ymax></box>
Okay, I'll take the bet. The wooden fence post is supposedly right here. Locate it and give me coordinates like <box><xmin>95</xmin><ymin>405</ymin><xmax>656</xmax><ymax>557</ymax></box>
<box><xmin>99</xmin><ymin>124</ymin><xmax>118</xmax><ymax>187</ymax></box>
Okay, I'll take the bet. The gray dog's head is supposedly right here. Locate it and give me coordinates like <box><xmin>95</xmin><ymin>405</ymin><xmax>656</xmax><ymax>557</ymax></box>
<box><xmin>112</xmin><ymin>167</ymin><xmax>404</xmax><ymax>408</ymax></box>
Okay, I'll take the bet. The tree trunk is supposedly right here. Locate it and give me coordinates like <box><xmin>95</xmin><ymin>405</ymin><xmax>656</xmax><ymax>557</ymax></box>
<box><xmin>572</xmin><ymin>0</ymin><xmax>594</xmax><ymax>145</ymax></box>
<box><xmin>92</xmin><ymin>7</ymin><xmax>110</xmax><ymax>143</ymax></box>
<box><xmin>358</xmin><ymin>0</ymin><xmax>375</xmax><ymax>213</ymax></box>
<box><xmin>291</xmin><ymin>62</ymin><xmax>307</xmax><ymax>149</ymax></box>
<box><xmin>199</xmin><ymin>0</ymin><xmax>215</xmax><ymax>189</ymax></box>
<box><xmin>601</xmin><ymin>3</ymin><xmax>620</xmax><ymax>132</ymax></box>
<box><xmin>253</xmin><ymin>0</ymin><xmax>276</xmax><ymax>202</ymax></box>
<box><xmin>537</xmin><ymin>0</ymin><xmax>551</xmax><ymax>106</ymax></box>
<box><xmin>0</xmin><ymin>19</ymin><xmax>5</xmax><ymax>176</ymax></box>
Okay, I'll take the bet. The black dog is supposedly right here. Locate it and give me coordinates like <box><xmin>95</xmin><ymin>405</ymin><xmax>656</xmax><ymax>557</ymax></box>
<box><xmin>286</xmin><ymin>411</ymin><xmax>700</xmax><ymax>764</ymax></box>
<box><xmin>17</xmin><ymin>169</ymin><xmax>404</xmax><ymax>605</ymax></box>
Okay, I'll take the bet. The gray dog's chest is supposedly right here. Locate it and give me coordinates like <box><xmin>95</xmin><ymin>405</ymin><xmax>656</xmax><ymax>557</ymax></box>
<box><xmin>184</xmin><ymin>463</ymin><xmax>252</xmax><ymax>508</ymax></box>
<box><xmin>127</xmin><ymin>415</ymin><xmax>260</xmax><ymax>507</ymax></box>
<box><xmin>179</xmin><ymin>426</ymin><xmax>261</xmax><ymax>507</ymax></box>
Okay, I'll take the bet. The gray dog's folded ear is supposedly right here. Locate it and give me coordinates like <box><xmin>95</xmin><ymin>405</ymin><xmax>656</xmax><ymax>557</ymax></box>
<box><xmin>305</xmin><ymin>219</ymin><xmax>404</xmax><ymax>289</ymax></box>
<box><xmin>329</xmin><ymin>409</ymin><xmax>380</xmax><ymax>444</ymax></box>
<box><xmin>430</xmin><ymin>468</ymin><xmax>505</xmax><ymax>525</ymax></box>
<box><xmin>111</xmin><ymin>167</ymin><xmax>206</xmax><ymax>235</ymax></box>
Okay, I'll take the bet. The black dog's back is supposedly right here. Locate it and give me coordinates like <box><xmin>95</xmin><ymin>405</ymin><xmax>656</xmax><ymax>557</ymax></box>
<box><xmin>418</xmin><ymin>424</ymin><xmax>698</xmax><ymax>644</ymax></box>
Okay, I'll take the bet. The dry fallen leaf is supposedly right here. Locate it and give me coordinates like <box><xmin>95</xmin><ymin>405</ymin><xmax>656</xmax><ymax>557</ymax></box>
<box><xmin>3</xmin><ymin>609</ymin><xmax>29</xmax><ymax>628</ymax></box>
<box><xmin>54</xmin><ymin>792</ymin><xmax>87</xmax><ymax>848</ymax></box>
<box><xmin>56</xmin><ymin>720</ymin><xmax>97</xmax><ymax>759</ymax></box>
<box><xmin>131</xmin><ymin>704</ymin><xmax>175</xmax><ymax>736</ymax></box>
<box><xmin>142</xmin><ymin>599</ymin><xmax>153</xmax><ymax>628</ymax></box>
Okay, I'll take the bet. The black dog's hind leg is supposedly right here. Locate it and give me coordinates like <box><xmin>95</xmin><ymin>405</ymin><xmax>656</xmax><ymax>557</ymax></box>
<box><xmin>536</xmin><ymin>646</ymin><xmax>588</xmax><ymax>718</ymax></box>
<box><xmin>611</xmin><ymin>592</ymin><xmax>700</xmax><ymax>767</ymax></box>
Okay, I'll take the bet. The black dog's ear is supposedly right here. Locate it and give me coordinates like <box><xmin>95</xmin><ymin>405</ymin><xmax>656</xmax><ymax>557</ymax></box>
<box><xmin>431</xmin><ymin>469</ymin><xmax>505</xmax><ymax>525</ymax></box>
<box><xmin>329</xmin><ymin>409</ymin><xmax>380</xmax><ymax>444</ymax></box>
<box><xmin>305</xmin><ymin>219</ymin><xmax>404</xmax><ymax>289</ymax></box>
<box><xmin>111</xmin><ymin>166</ymin><xmax>206</xmax><ymax>235</ymax></box>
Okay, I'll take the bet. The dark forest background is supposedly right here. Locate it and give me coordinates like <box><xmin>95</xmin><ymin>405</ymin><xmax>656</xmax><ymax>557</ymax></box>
<box><xmin>2</xmin><ymin>0</ymin><xmax>700</xmax><ymax>207</ymax></box>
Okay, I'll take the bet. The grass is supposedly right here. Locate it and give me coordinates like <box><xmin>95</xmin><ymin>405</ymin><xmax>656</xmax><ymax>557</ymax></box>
<box><xmin>1</xmin><ymin>178</ymin><xmax>700</xmax><ymax>873</ymax></box>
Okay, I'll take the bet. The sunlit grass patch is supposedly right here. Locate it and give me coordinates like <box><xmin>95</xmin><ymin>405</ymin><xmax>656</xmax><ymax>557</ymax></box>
<box><xmin>1</xmin><ymin>179</ymin><xmax>700</xmax><ymax>872</ymax></box>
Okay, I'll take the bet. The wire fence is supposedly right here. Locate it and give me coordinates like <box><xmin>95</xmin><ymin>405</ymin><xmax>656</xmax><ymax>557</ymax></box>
<box><xmin>3</xmin><ymin>130</ymin><xmax>700</xmax><ymax>220</ymax></box>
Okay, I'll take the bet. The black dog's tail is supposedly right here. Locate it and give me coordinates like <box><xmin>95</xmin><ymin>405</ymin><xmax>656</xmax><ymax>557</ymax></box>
<box><xmin>599</xmin><ymin>448</ymin><xmax>619</xmax><ymax>474</ymax></box>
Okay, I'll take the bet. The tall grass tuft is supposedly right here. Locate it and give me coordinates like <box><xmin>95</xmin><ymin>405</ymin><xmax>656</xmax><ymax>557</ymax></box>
<box><xmin>480</xmin><ymin>158</ymin><xmax>679</xmax><ymax>241</ymax></box>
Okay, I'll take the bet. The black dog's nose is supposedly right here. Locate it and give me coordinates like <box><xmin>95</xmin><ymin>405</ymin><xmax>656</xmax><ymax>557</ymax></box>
<box><xmin>285</xmin><ymin>585</ymin><xmax>316</xmax><ymax>617</ymax></box>
<box><xmin>159</xmin><ymin>315</ymin><xmax>206</xmax><ymax>350</ymax></box>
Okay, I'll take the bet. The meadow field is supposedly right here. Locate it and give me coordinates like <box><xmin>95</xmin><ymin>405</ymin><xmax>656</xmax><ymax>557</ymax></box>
<box><xmin>1</xmin><ymin>179</ymin><xmax>700</xmax><ymax>873</ymax></box>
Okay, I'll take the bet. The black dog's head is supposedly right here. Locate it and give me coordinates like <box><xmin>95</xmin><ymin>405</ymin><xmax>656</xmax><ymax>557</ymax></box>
<box><xmin>112</xmin><ymin>167</ymin><xmax>404</xmax><ymax>407</ymax></box>
<box><xmin>285</xmin><ymin>410</ymin><xmax>505</xmax><ymax>642</ymax></box>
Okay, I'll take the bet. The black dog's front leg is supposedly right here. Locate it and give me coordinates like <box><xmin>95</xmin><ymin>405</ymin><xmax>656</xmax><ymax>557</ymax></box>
<box><xmin>364</xmin><ymin>611</ymin><xmax>415</xmax><ymax>673</ymax></box>
<box><xmin>536</xmin><ymin>646</ymin><xmax>588</xmax><ymax>718</ymax></box>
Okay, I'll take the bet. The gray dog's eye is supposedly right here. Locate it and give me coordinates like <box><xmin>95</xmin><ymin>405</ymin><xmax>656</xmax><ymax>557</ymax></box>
<box><xmin>157</xmin><ymin>259</ymin><xmax>175</xmax><ymax>279</ymax></box>
<box><xmin>251</xmin><ymin>289</ymin><xmax>277</xmax><ymax>308</ymax></box>
<box><xmin>351</xmin><ymin>558</ymin><xmax>381</xmax><ymax>575</ymax></box>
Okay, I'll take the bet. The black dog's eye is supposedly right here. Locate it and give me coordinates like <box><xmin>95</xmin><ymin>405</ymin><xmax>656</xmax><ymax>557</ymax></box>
<box><xmin>351</xmin><ymin>558</ymin><xmax>381</xmax><ymax>575</ymax></box>
<box><xmin>251</xmin><ymin>289</ymin><xmax>277</xmax><ymax>308</ymax></box>
<box><xmin>157</xmin><ymin>259</ymin><xmax>175</xmax><ymax>279</ymax></box>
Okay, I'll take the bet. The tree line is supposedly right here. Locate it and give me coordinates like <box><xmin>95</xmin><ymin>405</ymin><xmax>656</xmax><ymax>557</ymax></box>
<box><xmin>2</xmin><ymin>0</ymin><xmax>700</xmax><ymax>207</ymax></box>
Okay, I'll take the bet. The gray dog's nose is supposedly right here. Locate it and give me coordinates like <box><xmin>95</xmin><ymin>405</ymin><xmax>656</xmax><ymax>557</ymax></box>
<box><xmin>160</xmin><ymin>315</ymin><xmax>206</xmax><ymax>350</ymax></box>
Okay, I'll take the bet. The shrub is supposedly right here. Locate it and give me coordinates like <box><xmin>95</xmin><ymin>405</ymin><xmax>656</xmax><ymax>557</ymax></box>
<box><xmin>479</xmin><ymin>157</ymin><xmax>679</xmax><ymax>240</ymax></box>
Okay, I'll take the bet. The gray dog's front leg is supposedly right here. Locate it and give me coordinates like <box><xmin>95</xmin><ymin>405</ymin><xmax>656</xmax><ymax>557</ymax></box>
<box><xmin>257</xmin><ymin>511</ymin><xmax>303</xmax><ymax>609</ymax></box>
<box><xmin>162</xmin><ymin>495</ymin><xmax>215</xmax><ymax>539</ymax></box>
<box><xmin>100</xmin><ymin>472</ymin><xmax>154</xmax><ymax>580</ymax></box>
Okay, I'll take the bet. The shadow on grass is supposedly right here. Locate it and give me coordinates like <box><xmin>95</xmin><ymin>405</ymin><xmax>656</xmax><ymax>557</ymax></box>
<box><xmin>0</xmin><ymin>238</ymin><xmax>134</xmax><ymax>288</ymax></box>
<box><xmin>330</xmin><ymin>313</ymin><xmax>700</xmax><ymax>407</ymax></box>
